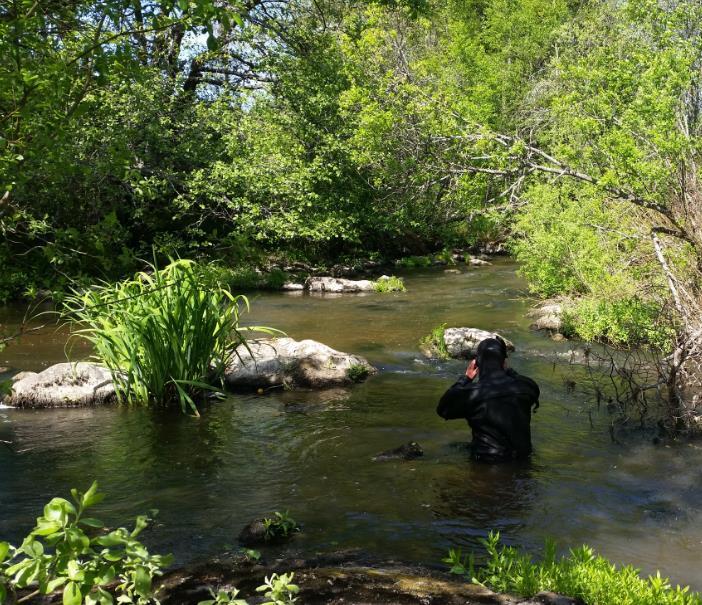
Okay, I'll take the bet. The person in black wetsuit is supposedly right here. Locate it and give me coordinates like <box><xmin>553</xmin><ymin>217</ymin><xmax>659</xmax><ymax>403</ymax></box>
<box><xmin>436</xmin><ymin>337</ymin><xmax>540</xmax><ymax>463</ymax></box>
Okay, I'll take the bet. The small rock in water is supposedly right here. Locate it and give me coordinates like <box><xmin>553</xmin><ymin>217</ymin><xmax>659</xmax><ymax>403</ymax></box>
<box><xmin>444</xmin><ymin>269</ymin><xmax>461</xmax><ymax>274</ymax></box>
<box><xmin>372</xmin><ymin>441</ymin><xmax>424</xmax><ymax>461</ymax></box>
<box><xmin>551</xmin><ymin>333</ymin><xmax>566</xmax><ymax>342</ymax></box>
<box><xmin>468</xmin><ymin>257</ymin><xmax>491</xmax><ymax>266</ymax></box>
<box><xmin>281</xmin><ymin>282</ymin><xmax>305</xmax><ymax>291</ymax></box>
<box><xmin>306</xmin><ymin>276</ymin><xmax>375</xmax><ymax>293</ymax></box>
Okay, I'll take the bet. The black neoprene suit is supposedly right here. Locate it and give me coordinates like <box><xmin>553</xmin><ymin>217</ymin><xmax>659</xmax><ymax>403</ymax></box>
<box><xmin>436</xmin><ymin>367</ymin><xmax>540</xmax><ymax>462</ymax></box>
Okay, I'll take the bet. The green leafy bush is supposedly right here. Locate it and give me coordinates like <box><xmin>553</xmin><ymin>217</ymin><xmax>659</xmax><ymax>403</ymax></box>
<box><xmin>0</xmin><ymin>481</ymin><xmax>172</xmax><ymax>605</ymax></box>
<box><xmin>262</xmin><ymin>513</ymin><xmax>300</xmax><ymax>541</ymax></box>
<box><xmin>373</xmin><ymin>276</ymin><xmax>406</xmax><ymax>293</ymax></box>
<box><xmin>347</xmin><ymin>363</ymin><xmax>371</xmax><ymax>382</ymax></box>
<box><xmin>62</xmin><ymin>258</ymin><xmax>274</xmax><ymax>414</ymax></box>
<box><xmin>445</xmin><ymin>532</ymin><xmax>701</xmax><ymax>605</ymax></box>
<box><xmin>256</xmin><ymin>573</ymin><xmax>299</xmax><ymax>605</ymax></box>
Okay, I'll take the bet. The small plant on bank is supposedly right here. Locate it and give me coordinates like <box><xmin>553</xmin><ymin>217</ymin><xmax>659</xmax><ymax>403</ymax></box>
<box><xmin>373</xmin><ymin>276</ymin><xmax>406</xmax><ymax>293</ymax></box>
<box><xmin>63</xmin><ymin>258</ymin><xmax>277</xmax><ymax>415</ymax></box>
<box><xmin>447</xmin><ymin>531</ymin><xmax>702</xmax><ymax>605</ymax></box>
<box><xmin>198</xmin><ymin>587</ymin><xmax>249</xmax><ymax>605</ymax></box>
<box><xmin>347</xmin><ymin>363</ymin><xmax>370</xmax><ymax>382</ymax></box>
<box><xmin>262</xmin><ymin>512</ymin><xmax>300</xmax><ymax>541</ymax></box>
<box><xmin>256</xmin><ymin>573</ymin><xmax>299</xmax><ymax>605</ymax></box>
<box><xmin>0</xmin><ymin>481</ymin><xmax>172</xmax><ymax>605</ymax></box>
<box><xmin>419</xmin><ymin>323</ymin><xmax>449</xmax><ymax>359</ymax></box>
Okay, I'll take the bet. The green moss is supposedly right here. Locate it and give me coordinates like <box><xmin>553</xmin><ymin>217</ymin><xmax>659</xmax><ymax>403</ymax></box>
<box><xmin>347</xmin><ymin>363</ymin><xmax>370</xmax><ymax>382</ymax></box>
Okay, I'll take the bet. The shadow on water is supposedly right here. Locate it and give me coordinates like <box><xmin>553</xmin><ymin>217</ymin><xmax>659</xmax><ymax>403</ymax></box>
<box><xmin>2</xmin><ymin>259</ymin><xmax>702</xmax><ymax>588</ymax></box>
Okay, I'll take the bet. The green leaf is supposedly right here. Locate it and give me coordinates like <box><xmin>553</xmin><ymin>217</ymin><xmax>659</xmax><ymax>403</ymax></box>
<box><xmin>63</xmin><ymin>581</ymin><xmax>82</xmax><ymax>605</ymax></box>
<box><xmin>82</xmin><ymin>481</ymin><xmax>104</xmax><ymax>509</ymax></box>
<box><xmin>134</xmin><ymin>566</ymin><xmax>151</xmax><ymax>597</ymax></box>
<box><xmin>95</xmin><ymin>532</ymin><xmax>125</xmax><ymax>547</ymax></box>
<box><xmin>33</xmin><ymin>519</ymin><xmax>63</xmax><ymax>536</ymax></box>
<box><xmin>79</xmin><ymin>517</ymin><xmax>104</xmax><ymax>528</ymax></box>
<box><xmin>0</xmin><ymin>541</ymin><xmax>9</xmax><ymax>563</ymax></box>
<box><xmin>46</xmin><ymin>576</ymin><xmax>68</xmax><ymax>593</ymax></box>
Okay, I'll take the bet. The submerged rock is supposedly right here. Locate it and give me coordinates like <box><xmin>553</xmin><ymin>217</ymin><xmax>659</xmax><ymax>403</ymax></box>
<box><xmin>306</xmin><ymin>276</ymin><xmax>376</xmax><ymax>293</ymax></box>
<box><xmin>4</xmin><ymin>363</ymin><xmax>115</xmax><ymax>408</ymax></box>
<box><xmin>224</xmin><ymin>338</ymin><xmax>376</xmax><ymax>389</ymax></box>
<box><xmin>372</xmin><ymin>441</ymin><xmax>424</xmax><ymax>461</ymax></box>
<box><xmin>421</xmin><ymin>327</ymin><xmax>515</xmax><ymax>359</ymax></box>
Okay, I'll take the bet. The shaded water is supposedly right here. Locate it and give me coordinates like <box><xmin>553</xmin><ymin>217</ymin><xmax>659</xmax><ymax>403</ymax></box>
<box><xmin>2</xmin><ymin>259</ymin><xmax>702</xmax><ymax>588</ymax></box>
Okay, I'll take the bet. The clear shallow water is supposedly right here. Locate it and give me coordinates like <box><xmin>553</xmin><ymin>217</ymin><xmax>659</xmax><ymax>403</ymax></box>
<box><xmin>2</xmin><ymin>259</ymin><xmax>702</xmax><ymax>588</ymax></box>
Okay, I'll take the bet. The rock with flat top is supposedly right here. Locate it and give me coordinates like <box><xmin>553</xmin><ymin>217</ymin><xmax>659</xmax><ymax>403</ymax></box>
<box><xmin>421</xmin><ymin>327</ymin><xmax>515</xmax><ymax>359</ymax></box>
<box><xmin>305</xmin><ymin>276</ymin><xmax>376</xmax><ymax>293</ymax></box>
<box><xmin>529</xmin><ymin>301</ymin><xmax>565</xmax><ymax>332</ymax></box>
<box><xmin>3</xmin><ymin>362</ymin><xmax>115</xmax><ymax>408</ymax></box>
<box><xmin>225</xmin><ymin>338</ymin><xmax>376</xmax><ymax>389</ymax></box>
<box><xmin>468</xmin><ymin>257</ymin><xmax>492</xmax><ymax>266</ymax></box>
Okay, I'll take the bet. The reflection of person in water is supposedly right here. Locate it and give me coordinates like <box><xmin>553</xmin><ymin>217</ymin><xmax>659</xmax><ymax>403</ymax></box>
<box><xmin>436</xmin><ymin>337</ymin><xmax>540</xmax><ymax>463</ymax></box>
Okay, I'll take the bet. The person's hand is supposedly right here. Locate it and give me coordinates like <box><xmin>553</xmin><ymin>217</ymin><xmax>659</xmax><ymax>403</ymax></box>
<box><xmin>466</xmin><ymin>359</ymin><xmax>478</xmax><ymax>380</ymax></box>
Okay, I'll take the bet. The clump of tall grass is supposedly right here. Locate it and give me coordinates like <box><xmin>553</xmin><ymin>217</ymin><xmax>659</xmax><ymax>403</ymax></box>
<box><xmin>63</xmin><ymin>259</ymin><xmax>271</xmax><ymax>414</ymax></box>
<box><xmin>419</xmin><ymin>323</ymin><xmax>449</xmax><ymax>359</ymax></box>
<box><xmin>374</xmin><ymin>276</ymin><xmax>406</xmax><ymax>293</ymax></box>
<box><xmin>445</xmin><ymin>531</ymin><xmax>701</xmax><ymax>605</ymax></box>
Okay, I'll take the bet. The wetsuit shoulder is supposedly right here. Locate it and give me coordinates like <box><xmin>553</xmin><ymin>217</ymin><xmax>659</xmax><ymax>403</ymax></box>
<box><xmin>505</xmin><ymin>368</ymin><xmax>540</xmax><ymax>398</ymax></box>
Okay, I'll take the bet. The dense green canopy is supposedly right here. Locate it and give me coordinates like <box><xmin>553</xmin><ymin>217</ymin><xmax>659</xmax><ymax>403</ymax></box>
<box><xmin>2</xmin><ymin>0</ymin><xmax>701</xmax><ymax>353</ymax></box>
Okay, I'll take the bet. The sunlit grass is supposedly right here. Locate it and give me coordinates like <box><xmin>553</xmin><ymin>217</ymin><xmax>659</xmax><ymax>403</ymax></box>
<box><xmin>62</xmin><ymin>258</ymin><xmax>274</xmax><ymax>414</ymax></box>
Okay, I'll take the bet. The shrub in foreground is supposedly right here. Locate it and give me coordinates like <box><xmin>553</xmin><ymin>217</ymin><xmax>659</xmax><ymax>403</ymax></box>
<box><xmin>0</xmin><ymin>482</ymin><xmax>171</xmax><ymax>605</ymax></box>
<box><xmin>445</xmin><ymin>531</ymin><xmax>701</xmax><ymax>605</ymax></box>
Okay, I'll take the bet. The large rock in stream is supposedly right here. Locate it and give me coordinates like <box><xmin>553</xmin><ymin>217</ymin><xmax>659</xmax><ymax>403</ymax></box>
<box><xmin>3</xmin><ymin>363</ymin><xmax>116</xmax><ymax>408</ymax></box>
<box><xmin>306</xmin><ymin>276</ymin><xmax>376</xmax><ymax>293</ymax></box>
<box><xmin>528</xmin><ymin>301</ymin><xmax>566</xmax><ymax>332</ymax></box>
<box><xmin>421</xmin><ymin>327</ymin><xmax>515</xmax><ymax>359</ymax></box>
<box><xmin>224</xmin><ymin>338</ymin><xmax>376</xmax><ymax>389</ymax></box>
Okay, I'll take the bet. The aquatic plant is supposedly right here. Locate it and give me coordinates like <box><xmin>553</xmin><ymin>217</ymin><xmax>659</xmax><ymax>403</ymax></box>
<box><xmin>262</xmin><ymin>512</ymin><xmax>300</xmax><ymax>541</ymax></box>
<box><xmin>256</xmin><ymin>573</ymin><xmax>299</xmax><ymax>605</ymax></box>
<box><xmin>446</xmin><ymin>531</ymin><xmax>702</xmax><ymax>605</ymax></box>
<box><xmin>63</xmin><ymin>258</ymin><xmax>275</xmax><ymax>414</ymax></box>
<box><xmin>373</xmin><ymin>276</ymin><xmax>406</xmax><ymax>293</ymax></box>
<box><xmin>197</xmin><ymin>572</ymin><xmax>299</xmax><ymax>605</ymax></box>
<box><xmin>199</xmin><ymin>587</ymin><xmax>249</xmax><ymax>605</ymax></box>
<box><xmin>0</xmin><ymin>481</ymin><xmax>171</xmax><ymax>605</ymax></box>
<box><xmin>347</xmin><ymin>363</ymin><xmax>370</xmax><ymax>382</ymax></box>
<box><xmin>419</xmin><ymin>323</ymin><xmax>449</xmax><ymax>359</ymax></box>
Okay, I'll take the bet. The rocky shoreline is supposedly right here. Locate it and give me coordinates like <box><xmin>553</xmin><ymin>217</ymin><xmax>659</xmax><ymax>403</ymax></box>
<box><xmin>156</xmin><ymin>553</ymin><xmax>582</xmax><ymax>605</ymax></box>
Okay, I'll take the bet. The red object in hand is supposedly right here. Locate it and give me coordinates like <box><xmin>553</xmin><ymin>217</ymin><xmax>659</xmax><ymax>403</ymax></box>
<box><xmin>466</xmin><ymin>359</ymin><xmax>478</xmax><ymax>380</ymax></box>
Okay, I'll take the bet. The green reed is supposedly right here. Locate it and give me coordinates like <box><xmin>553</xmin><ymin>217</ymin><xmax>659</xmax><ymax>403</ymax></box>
<box><xmin>63</xmin><ymin>259</ymin><xmax>268</xmax><ymax>415</ymax></box>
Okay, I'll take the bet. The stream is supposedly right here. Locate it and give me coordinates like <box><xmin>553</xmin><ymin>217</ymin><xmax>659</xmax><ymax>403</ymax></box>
<box><xmin>2</xmin><ymin>259</ymin><xmax>702</xmax><ymax>589</ymax></box>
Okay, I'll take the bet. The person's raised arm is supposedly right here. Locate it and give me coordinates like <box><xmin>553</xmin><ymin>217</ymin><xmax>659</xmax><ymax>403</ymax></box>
<box><xmin>436</xmin><ymin>360</ymin><xmax>478</xmax><ymax>419</ymax></box>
